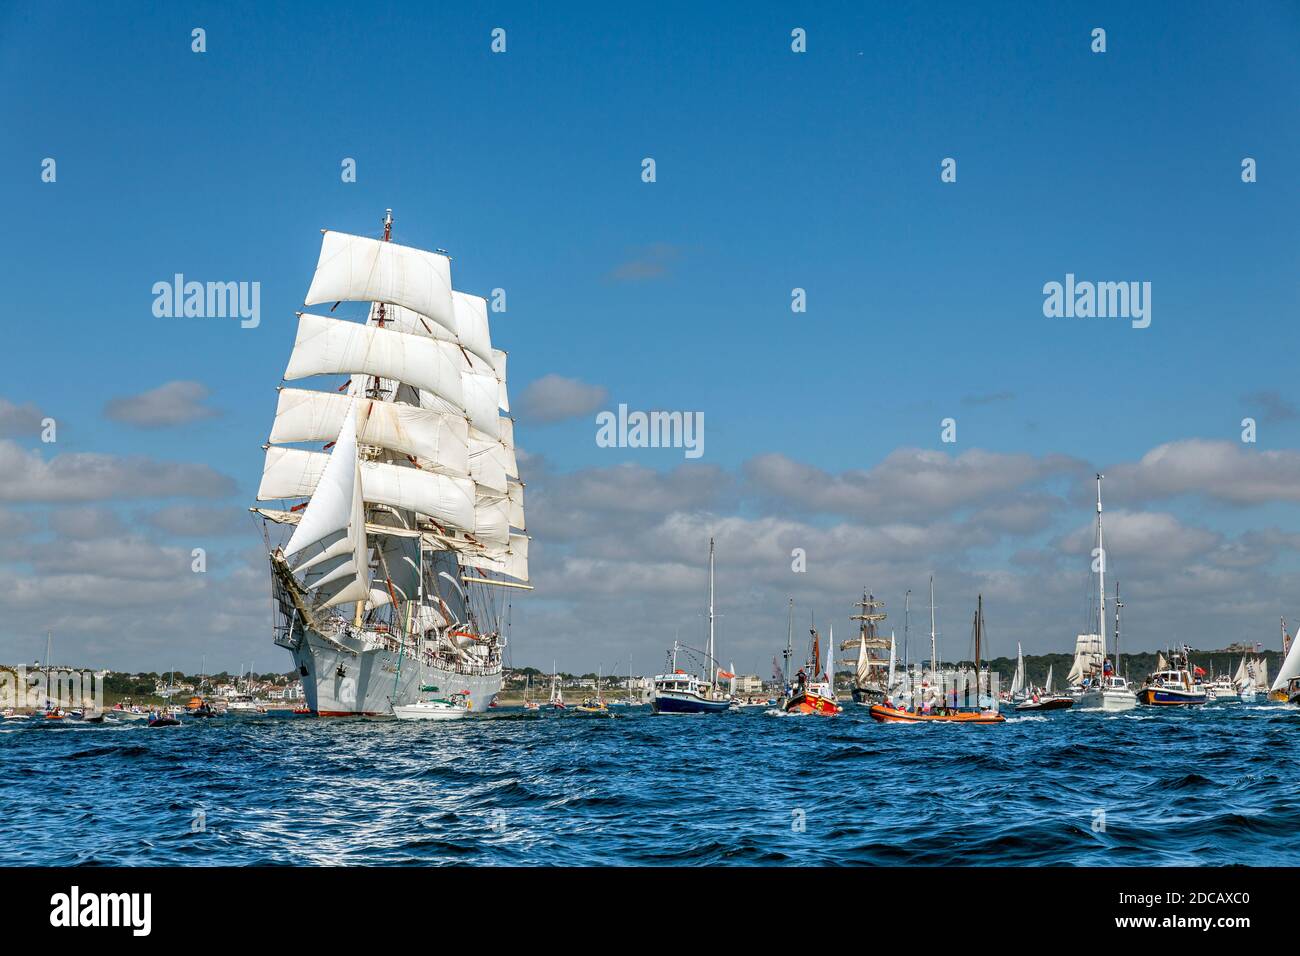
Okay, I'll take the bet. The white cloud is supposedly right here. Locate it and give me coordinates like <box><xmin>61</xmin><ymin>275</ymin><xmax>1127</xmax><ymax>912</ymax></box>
<box><xmin>518</xmin><ymin>374</ymin><xmax>609</xmax><ymax>424</ymax></box>
<box><xmin>0</xmin><ymin>440</ymin><xmax>235</xmax><ymax>502</ymax></box>
<box><xmin>104</xmin><ymin>380</ymin><xmax>220</xmax><ymax>428</ymax></box>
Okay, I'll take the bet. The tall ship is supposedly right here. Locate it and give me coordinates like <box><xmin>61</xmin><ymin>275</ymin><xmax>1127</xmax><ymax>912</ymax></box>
<box><xmin>252</xmin><ymin>211</ymin><xmax>530</xmax><ymax>715</ymax></box>
<box><xmin>842</xmin><ymin>591</ymin><xmax>891</xmax><ymax>705</ymax></box>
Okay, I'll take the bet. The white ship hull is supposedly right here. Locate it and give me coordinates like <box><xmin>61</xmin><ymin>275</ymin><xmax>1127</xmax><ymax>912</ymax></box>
<box><xmin>290</xmin><ymin>628</ymin><xmax>501</xmax><ymax>716</ymax></box>
<box><xmin>1075</xmin><ymin>687</ymin><xmax>1137</xmax><ymax>712</ymax></box>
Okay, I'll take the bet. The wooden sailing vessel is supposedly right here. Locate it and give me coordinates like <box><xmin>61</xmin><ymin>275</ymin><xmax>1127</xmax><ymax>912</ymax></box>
<box><xmin>870</xmin><ymin>590</ymin><xmax>1004</xmax><ymax>724</ymax></box>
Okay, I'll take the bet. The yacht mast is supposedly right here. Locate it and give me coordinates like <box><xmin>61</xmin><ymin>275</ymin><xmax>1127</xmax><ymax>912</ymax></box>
<box><xmin>1096</xmin><ymin>473</ymin><xmax>1106</xmax><ymax>665</ymax></box>
<box><xmin>928</xmin><ymin>575</ymin><xmax>937</xmax><ymax>677</ymax></box>
<box><xmin>707</xmin><ymin>537</ymin><xmax>716</xmax><ymax>678</ymax></box>
<box><xmin>904</xmin><ymin>589</ymin><xmax>911</xmax><ymax>673</ymax></box>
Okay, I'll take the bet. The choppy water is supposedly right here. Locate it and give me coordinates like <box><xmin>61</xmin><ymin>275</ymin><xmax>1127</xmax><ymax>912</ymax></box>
<box><xmin>2</xmin><ymin>702</ymin><xmax>1296</xmax><ymax>866</ymax></box>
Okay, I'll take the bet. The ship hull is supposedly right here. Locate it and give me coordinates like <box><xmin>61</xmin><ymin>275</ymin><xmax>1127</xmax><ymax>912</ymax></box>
<box><xmin>1138</xmin><ymin>687</ymin><xmax>1207</xmax><ymax>706</ymax></box>
<box><xmin>651</xmin><ymin>692</ymin><xmax>731</xmax><ymax>714</ymax></box>
<box><xmin>291</xmin><ymin>629</ymin><xmax>501</xmax><ymax>716</ymax></box>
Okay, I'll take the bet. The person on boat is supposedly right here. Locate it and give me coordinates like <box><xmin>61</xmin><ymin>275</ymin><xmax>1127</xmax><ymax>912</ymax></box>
<box><xmin>795</xmin><ymin>668</ymin><xmax>807</xmax><ymax>693</ymax></box>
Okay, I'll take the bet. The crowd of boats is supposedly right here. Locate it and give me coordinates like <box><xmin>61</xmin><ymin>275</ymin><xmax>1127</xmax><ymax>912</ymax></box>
<box><xmin>633</xmin><ymin>481</ymin><xmax>1300</xmax><ymax>724</ymax></box>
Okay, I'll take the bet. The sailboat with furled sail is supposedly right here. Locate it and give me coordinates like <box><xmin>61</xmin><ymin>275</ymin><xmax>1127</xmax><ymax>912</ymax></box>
<box><xmin>252</xmin><ymin>211</ymin><xmax>530</xmax><ymax>715</ymax></box>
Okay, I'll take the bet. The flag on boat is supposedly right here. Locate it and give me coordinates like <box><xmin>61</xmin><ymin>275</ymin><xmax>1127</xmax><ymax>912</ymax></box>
<box><xmin>716</xmin><ymin>668</ymin><xmax>735</xmax><ymax>680</ymax></box>
<box><xmin>1193</xmin><ymin>665</ymin><xmax>1206</xmax><ymax>676</ymax></box>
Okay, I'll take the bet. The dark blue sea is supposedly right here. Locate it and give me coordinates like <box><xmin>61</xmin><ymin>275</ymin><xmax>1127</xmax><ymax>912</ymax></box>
<box><xmin>3</xmin><ymin>703</ymin><xmax>1296</xmax><ymax>866</ymax></box>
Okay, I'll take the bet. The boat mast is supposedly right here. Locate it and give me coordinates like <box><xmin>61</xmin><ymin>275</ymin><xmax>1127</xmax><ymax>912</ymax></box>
<box><xmin>904</xmin><ymin>590</ymin><xmax>911</xmax><ymax>675</ymax></box>
<box><xmin>1096</xmin><ymin>473</ymin><xmax>1107</xmax><ymax>671</ymax></box>
<box><xmin>784</xmin><ymin>598</ymin><xmax>793</xmax><ymax>684</ymax></box>
<box><xmin>928</xmin><ymin>575</ymin><xmax>937</xmax><ymax>677</ymax></box>
<box><xmin>706</xmin><ymin>537</ymin><xmax>716</xmax><ymax>680</ymax></box>
<box><xmin>974</xmin><ymin>594</ymin><xmax>982</xmax><ymax>700</ymax></box>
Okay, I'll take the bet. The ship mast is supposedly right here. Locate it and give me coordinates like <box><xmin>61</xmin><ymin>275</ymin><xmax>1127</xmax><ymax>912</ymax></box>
<box><xmin>929</xmin><ymin>575</ymin><xmax>937</xmax><ymax>677</ymax></box>
<box><xmin>784</xmin><ymin>598</ymin><xmax>793</xmax><ymax>684</ymax></box>
<box><xmin>974</xmin><ymin>594</ymin><xmax>982</xmax><ymax>699</ymax></box>
<box><xmin>706</xmin><ymin>537</ymin><xmax>715</xmax><ymax>682</ymax></box>
<box><xmin>1096</xmin><ymin>473</ymin><xmax>1107</xmax><ymax>675</ymax></box>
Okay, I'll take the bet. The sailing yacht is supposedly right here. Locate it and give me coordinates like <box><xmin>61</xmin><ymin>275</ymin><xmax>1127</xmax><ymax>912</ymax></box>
<box><xmin>252</xmin><ymin>211</ymin><xmax>530</xmax><ymax>715</ymax></box>
<box><xmin>1074</xmin><ymin>476</ymin><xmax>1137</xmax><ymax>712</ymax></box>
<box><xmin>523</xmin><ymin>674</ymin><xmax>539</xmax><ymax>711</ymax></box>
<box><xmin>1268</xmin><ymin>618</ymin><xmax>1292</xmax><ymax>702</ymax></box>
<box><xmin>651</xmin><ymin>539</ymin><xmax>734</xmax><ymax>714</ymax></box>
<box><xmin>548</xmin><ymin>664</ymin><xmax>565</xmax><ymax>710</ymax></box>
<box><xmin>1268</xmin><ymin>626</ymin><xmax>1300</xmax><ymax>704</ymax></box>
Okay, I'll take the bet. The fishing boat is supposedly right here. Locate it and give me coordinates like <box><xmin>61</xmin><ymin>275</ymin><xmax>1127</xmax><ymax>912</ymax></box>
<box><xmin>252</xmin><ymin>210</ymin><xmax>530</xmax><ymax>715</ymax></box>
<box><xmin>870</xmin><ymin>592</ymin><xmax>1004</xmax><ymax>724</ymax></box>
<box><xmin>783</xmin><ymin>619</ymin><xmax>842</xmax><ymax>715</ymax></box>
<box><xmin>1015</xmin><ymin>664</ymin><xmax>1075</xmax><ymax>712</ymax></box>
<box><xmin>842</xmin><ymin>591</ymin><xmax>890</xmax><ymax>705</ymax></box>
<box><xmin>1073</xmin><ymin>479</ymin><xmax>1137</xmax><ymax>712</ymax></box>
<box><xmin>1138</xmin><ymin>645</ymin><xmax>1208</xmax><ymax>706</ymax></box>
<box><xmin>1268</xmin><ymin>622</ymin><xmax>1300</xmax><ymax>704</ymax></box>
<box><xmin>392</xmin><ymin>688</ymin><xmax>470</xmax><ymax>720</ymax></box>
<box><xmin>651</xmin><ymin>539</ymin><xmax>734</xmax><ymax>715</ymax></box>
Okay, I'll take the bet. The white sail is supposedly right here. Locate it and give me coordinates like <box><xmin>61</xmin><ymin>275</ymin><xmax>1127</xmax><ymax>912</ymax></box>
<box><xmin>304</xmin><ymin>230</ymin><xmax>456</xmax><ymax>334</ymax></box>
<box><xmin>270</xmin><ymin>387</ymin><xmax>470</xmax><ymax>476</ymax></box>
<box><xmin>259</xmin><ymin>445</ymin><xmax>475</xmax><ymax>532</ymax></box>
<box><xmin>1010</xmin><ymin>643</ymin><xmax>1025</xmax><ymax>695</ymax></box>
<box><xmin>285</xmin><ymin>312</ymin><xmax>465</xmax><ymax>410</ymax></box>
<box><xmin>506</xmin><ymin>481</ymin><xmax>525</xmax><ymax>530</ymax></box>
<box><xmin>472</xmin><ymin>491</ymin><xmax>511</xmax><ymax>547</ymax></box>
<box><xmin>1270</xmin><ymin>636</ymin><xmax>1300</xmax><ymax>692</ymax></box>
<box><xmin>1044</xmin><ymin>664</ymin><xmax>1054</xmax><ymax>694</ymax></box>
<box><xmin>886</xmin><ymin>632</ymin><xmax>896</xmax><ymax>695</ymax></box>
<box><xmin>1233</xmin><ymin>656</ymin><xmax>1250</xmax><ymax>686</ymax></box>
<box><xmin>1254</xmin><ymin>658</ymin><xmax>1269</xmax><ymax>691</ymax></box>
<box><xmin>1066</xmin><ymin>633</ymin><xmax>1103</xmax><ymax>685</ymax></box>
<box><xmin>854</xmin><ymin>634</ymin><xmax>868</xmax><ymax>684</ymax></box>
<box><xmin>282</xmin><ymin>401</ymin><xmax>369</xmax><ymax>610</ymax></box>
<box><xmin>492</xmin><ymin>349</ymin><xmax>509</xmax><ymax>412</ymax></box>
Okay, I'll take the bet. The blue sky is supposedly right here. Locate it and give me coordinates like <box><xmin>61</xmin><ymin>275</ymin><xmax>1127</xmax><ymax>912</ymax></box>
<box><xmin>2</xmin><ymin>1</ymin><xmax>1299</xmax><ymax>674</ymax></box>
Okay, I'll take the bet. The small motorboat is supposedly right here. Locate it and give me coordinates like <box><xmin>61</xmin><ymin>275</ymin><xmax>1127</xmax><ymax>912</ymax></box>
<box><xmin>1014</xmin><ymin>693</ymin><xmax>1074</xmax><ymax>712</ymax></box>
<box><xmin>83</xmin><ymin>713</ymin><xmax>106</xmax><ymax>724</ymax></box>
<box><xmin>392</xmin><ymin>690</ymin><xmax>470</xmax><ymax>721</ymax></box>
<box><xmin>784</xmin><ymin>682</ymin><xmax>842</xmax><ymax>715</ymax></box>
<box><xmin>575</xmin><ymin>697</ymin><xmax>609</xmax><ymax>714</ymax></box>
<box><xmin>869</xmin><ymin>704</ymin><xmax>1006</xmax><ymax>724</ymax></box>
<box><xmin>1</xmin><ymin>708</ymin><xmax>29</xmax><ymax>722</ymax></box>
<box><xmin>147</xmin><ymin>714</ymin><xmax>182</xmax><ymax>727</ymax></box>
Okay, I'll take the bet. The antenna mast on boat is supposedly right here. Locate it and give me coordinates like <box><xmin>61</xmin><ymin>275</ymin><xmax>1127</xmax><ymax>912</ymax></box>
<box><xmin>974</xmin><ymin>594</ymin><xmax>982</xmax><ymax>699</ymax></box>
